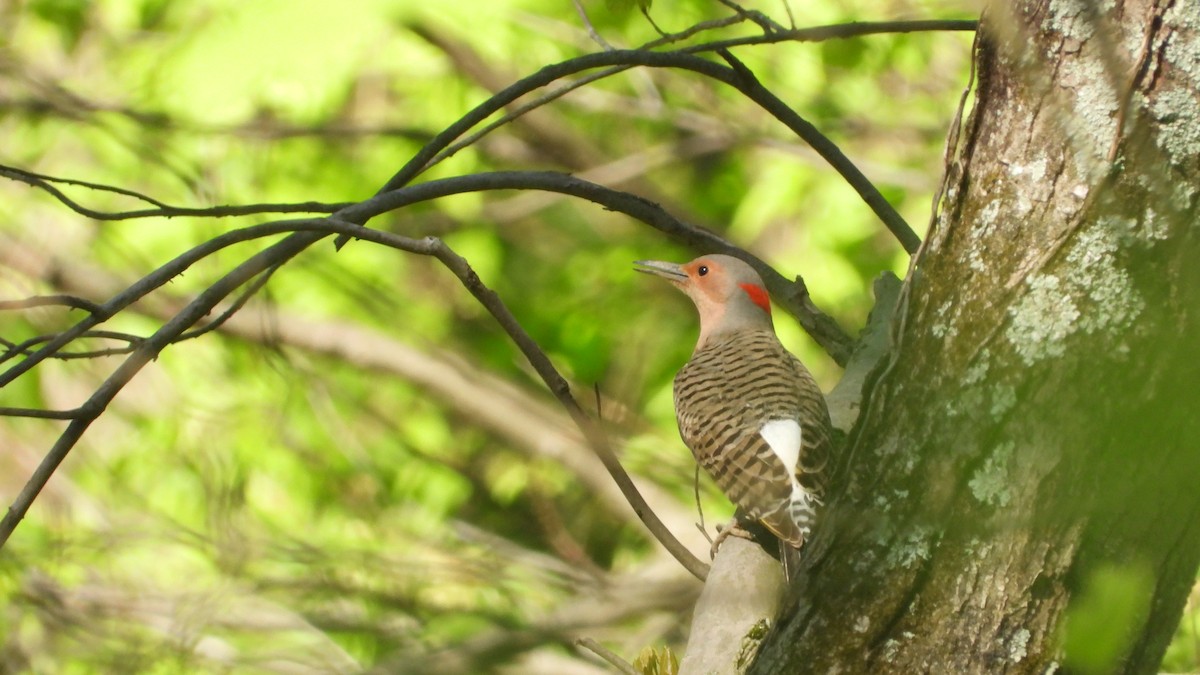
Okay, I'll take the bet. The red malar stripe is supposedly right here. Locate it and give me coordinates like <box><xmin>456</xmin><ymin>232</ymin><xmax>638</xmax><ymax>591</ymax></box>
<box><xmin>739</xmin><ymin>283</ymin><xmax>771</xmax><ymax>314</ymax></box>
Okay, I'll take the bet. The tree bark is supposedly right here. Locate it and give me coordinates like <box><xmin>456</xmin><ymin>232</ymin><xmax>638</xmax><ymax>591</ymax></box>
<box><xmin>751</xmin><ymin>1</ymin><xmax>1200</xmax><ymax>673</ymax></box>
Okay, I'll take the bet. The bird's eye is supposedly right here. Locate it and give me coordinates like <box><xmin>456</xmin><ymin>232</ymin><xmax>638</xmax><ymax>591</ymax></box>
<box><xmin>697</xmin><ymin>265</ymin><xmax>709</xmax><ymax>277</ymax></box>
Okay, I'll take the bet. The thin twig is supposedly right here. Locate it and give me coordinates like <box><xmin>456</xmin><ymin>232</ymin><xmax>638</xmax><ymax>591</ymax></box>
<box><xmin>642</xmin><ymin>14</ymin><xmax>749</xmax><ymax>48</ymax></box>
<box><xmin>424</xmin><ymin>67</ymin><xmax>632</xmax><ymax>172</ymax></box>
<box><xmin>1</xmin><ymin>165</ymin><xmax>175</xmax><ymax>208</ymax></box>
<box><xmin>576</xmin><ymin>637</ymin><xmax>639</xmax><ymax>675</ymax></box>
<box><xmin>679</xmin><ymin>19</ymin><xmax>976</xmax><ymax>54</ymax></box>
<box><xmin>0</xmin><ymin>278</ymin><xmax>274</xmax><ymax>364</ymax></box>
<box><xmin>176</xmin><ymin>264</ymin><xmax>280</xmax><ymax>341</ymax></box>
<box><xmin>694</xmin><ymin>463</ymin><xmax>713</xmax><ymax>546</ymax></box>
<box><xmin>573</xmin><ymin>0</ymin><xmax>614</xmax><ymax>51</ymax></box>
<box><xmin>0</xmin><ymin>217</ymin><xmax>334</xmax><ymax>388</ymax></box>
<box><xmin>0</xmin><ymin>294</ymin><xmax>104</xmax><ymax>314</ymax></box>
<box><xmin>716</xmin><ymin>0</ymin><xmax>786</xmax><ymax>33</ymax></box>
<box><xmin>0</xmin><ymin>164</ymin><xmax>348</xmax><ymax>221</ymax></box>
<box><xmin>1</xmin><ymin>330</ymin><xmax>145</xmax><ymax>365</ymax></box>
<box><xmin>0</xmin><ymin>407</ymin><xmax>82</xmax><ymax>420</ymax></box>
<box><xmin>529</xmin><ymin>485</ymin><xmax>607</xmax><ymax>579</ymax></box>
<box><xmin>363</xmin><ymin>19</ymin><xmax>978</xmax><ymax>199</ymax></box>
<box><xmin>640</xmin><ymin>6</ymin><xmax>668</xmax><ymax>37</ymax></box>
<box><xmin>714</xmin><ymin>48</ymin><xmax>920</xmax><ymax>253</ymax></box>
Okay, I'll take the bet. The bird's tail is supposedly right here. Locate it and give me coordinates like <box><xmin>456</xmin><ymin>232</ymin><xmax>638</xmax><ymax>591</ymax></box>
<box><xmin>779</xmin><ymin>539</ymin><xmax>802</xmax><ymax>583</ymax></box>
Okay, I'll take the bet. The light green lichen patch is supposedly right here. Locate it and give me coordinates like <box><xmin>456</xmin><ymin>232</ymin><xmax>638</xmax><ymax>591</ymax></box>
<box><xmin>888</xmin><ymin>526</ymin><xmax>936</xmax><ymax>569</ymax></box>
<box><xmin>1066</xmin><ymin>55</ymin><xmax>1119</xmax><ymax>173</ymax></box>
<box><xmin>875</xmin><ymin>494</ymin><xmax>892</xmax><ymax>512</ymax></box>
<box><xmin>931</xmin><ymin>300</ymin><xmax>957</xmax><ymax>339</ymax></box>
<box><xmin>1007</xmin><ymin>274</ymin><xmax>1080</xmax><ymax>365</ymax></box>
<box><xmin>1065</xmin><ymin>223</ymin><xmax>1145</xmax><ymax>334</ymax></box>
<box><xmin>975</xmin><ymin>199</ymin><xmax>1002</xmax><ymax>235</ymax></box>
<box><xmin>1141</xmin><ymin>207</ymin><xmax>1169</xmax><ymax>241</ymax></box>
<box><xmin>875</xmin><ymin>436</ymin><xmax>918</xmax><ymax>475</ymax></box>
<box><xmin>1010</xmin><ymin>158</ymin><xmax>1048</xmax><ymax>182</ymax></box>
<box><xmin>964</xmin><ymin>538</ymin><xmax>993</xmax><ymax>560</ymax></box>
<box><xmin>969</xmin><ymin>441</ymin><xmax>1015</xmax><ymax>507</ymax></box>
<box><xmin>1163</xmin><ymin>2</ymin><xmax>1200</xmax><ymax>87</ymax></box>
<box><xmin>964</xmin><ymin>358</ymin><xmax>990</xmax><ymax>386</ymax></box>
<box><xmin>1010</xmin><ymin>628</ymin><xmax>1032</xmax><ymax>663</ymax></box>
<box><xmin>990</xmin><ymin>384</ymin><xmax>1017</xmax><ymax>417</ymax></box>
<box><xmin>1042</xmin><ymin>0</ymin><xmax>1104</xmax><ymax>41</ymax></box>
<box><xmin>1007</xmin><ymin>159</ymin><xmax>1049</xmax><ymax>216</ymax></box>
<box><xmin>946</xmin><ymin>386</ymin><xmax>986</xmax><ymax>421</ymax></box>
<box><xmin>854</xmin><ymin>615</ymin><xmax>871</xmax><ymax>634</ymax></box>
<box><xmin>1151</xmin><ymin>87</ymin><xmax>1200</xmax><ymax>165</ymax></box>
<box><xmin>1006</xmin><ymin>222</ymin><xmax>1143</xmax><ymax>364</ymax></box>
<box><xmin>1171</xmin><ymin>181</ymin><xmax>1197</xmax><ymax>212</ymax></box>
<box><xmin>1147</xmin><ymin>0</ymin><xmax>1200</xmax><ymax>163</ymax></box>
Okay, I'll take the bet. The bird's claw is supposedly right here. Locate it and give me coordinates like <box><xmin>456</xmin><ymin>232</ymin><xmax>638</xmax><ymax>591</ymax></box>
<box><xmin>709</xmin><ymin>519</ymin><xmax>754</xmax><ymax>559</ymax></box>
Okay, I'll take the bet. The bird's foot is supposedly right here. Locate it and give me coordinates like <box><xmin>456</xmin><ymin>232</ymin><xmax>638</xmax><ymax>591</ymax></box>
<box><xmin>710</xmin><ymin>518</ymin><xmax>754</xmax><ymax>559</ymax></box>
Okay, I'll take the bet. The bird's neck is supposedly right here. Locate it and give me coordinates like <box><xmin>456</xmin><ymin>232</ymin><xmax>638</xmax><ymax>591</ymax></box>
<box><xmin>696</xmin><ymin>306</ymin><xmax>775</xmax><ymax>352</ymax></box>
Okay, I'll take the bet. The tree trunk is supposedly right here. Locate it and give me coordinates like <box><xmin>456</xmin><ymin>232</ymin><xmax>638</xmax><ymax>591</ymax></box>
<box><xmin>751</xmin><ymin>1</ymin><xmax>1200</xmax><ymax>673</ymax></box>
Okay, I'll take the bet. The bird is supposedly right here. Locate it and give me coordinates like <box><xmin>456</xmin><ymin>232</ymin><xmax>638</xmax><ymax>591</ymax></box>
<box><xmin>635</xmin><ymin>254</ymin><xmax>833</xmax><ymax>579</ymax></box>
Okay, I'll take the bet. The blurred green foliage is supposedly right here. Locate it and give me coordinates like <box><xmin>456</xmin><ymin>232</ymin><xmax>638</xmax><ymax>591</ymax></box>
<box><xmin>1060</xmin><ymin>563</ymin><xmax>1155</xmax><ymax>675</ymax></box>
<box><xmin>2</xmin><ymin>0</ymin><xmax>1194</xmax><ymax>672</ymax></box>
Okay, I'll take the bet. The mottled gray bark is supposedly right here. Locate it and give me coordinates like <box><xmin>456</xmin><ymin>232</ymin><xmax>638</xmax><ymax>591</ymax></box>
<box><xmin>750</xmin><ymin>1</ymin><xmax>1200</xmax><ymax>673</ymax></box>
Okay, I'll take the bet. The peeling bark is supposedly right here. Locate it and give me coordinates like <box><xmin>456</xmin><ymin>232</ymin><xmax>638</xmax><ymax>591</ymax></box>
<box><xmin>750</xmin><ymin>1</ymin><xmax>1200</xmax><ymax>673</ymax></box>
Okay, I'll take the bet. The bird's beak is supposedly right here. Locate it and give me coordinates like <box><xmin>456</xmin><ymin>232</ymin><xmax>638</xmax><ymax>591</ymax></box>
<box><xmin>633</xmin><ymin>259</ymin><xmax>687</xmax><ymax>283</ymax></box>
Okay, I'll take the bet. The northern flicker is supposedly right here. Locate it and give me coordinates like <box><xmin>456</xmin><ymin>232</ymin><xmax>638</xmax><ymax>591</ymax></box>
<box><xmin>635</xmin><ymin>254</ymin><xmax>832</xmax><ymax>576</ymax></box>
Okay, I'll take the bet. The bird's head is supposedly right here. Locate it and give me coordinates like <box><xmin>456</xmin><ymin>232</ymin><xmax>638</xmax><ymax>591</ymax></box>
<box><xmin>635</xmin><ymin>254</ymin><xmax>773</xmax><ymax>348</ymax></box>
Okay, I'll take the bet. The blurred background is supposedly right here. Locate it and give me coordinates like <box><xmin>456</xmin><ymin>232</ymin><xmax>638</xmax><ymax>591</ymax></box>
<box><xmin>1</xmin><ymin>0</ymin><xmax>1194</xmax><ymax>672</ymax></box>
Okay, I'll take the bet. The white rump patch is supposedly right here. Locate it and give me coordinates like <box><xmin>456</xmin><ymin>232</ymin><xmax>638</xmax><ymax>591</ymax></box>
<box><xmin>759</xmin><ymin>419</ymin><xmax>802</xmax><ymax>475</ymax></box>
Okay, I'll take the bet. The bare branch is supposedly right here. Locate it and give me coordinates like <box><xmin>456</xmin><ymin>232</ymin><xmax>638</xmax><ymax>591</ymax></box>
<box><xmin>0</xmin><ymin>217</ymin><xmax>332</xmax><ymax>387</ymax></box>
<box><xmin>0</xmin><ymin>236</ymin><xmax>707</xmax><ymax>550</ymax></box>
<box><xmin>0</xmin><ymin>407</ymin><xmax>83</xmax><ymax>420</ymax></box>
<box><xmin>366</xmin><ymin>19</ymin><xmax>978</xmax><ymax>200</ymax></box>
<box><xmin>572</xmin><ymin>0</ymin><xmax>614</xmax><ymax>51</ymax></box>
<box><xmin>0</xmin><ymin>215</ymin><xmax>712</xmax><ymax>580</ymax></box>
<box><xmin>0</xmin><ymin>163</ymin><xmax>348</xmax><ymax>221</ymax></box>
<box><xmin>372</xmin><ymin>560</ymin><xmax>697</xmax><ymax>673</ymax></box>
<box><xmin>350</xmin><ymin>170</ymin><xmax>856</xmax><ymax>362</ymax></box>
<box><xmin>714</xmin><ymin>47</ymin><xmax>920</xmax><ymax>253</ymax></box>
<box><xmin>576</xmin><ymin>638</ymin><xmax>638</xmax><ymax>675</ymax></box>
<box><xmin>640</xmin><ymin>5</ymin><xmax>668</xmax><ymax>37</ymax></box>
<box><xmin>0</xmin><ymin>227</ymin><xmax>328</xmax><ymax>549</ymax></box>
<box><xmin>0</xmin><ymin>294</ymin><xmax>103</xmax><ymax>314</ymax></box>
<box><xmin>715</xmin><ymin>0</ymin><xmax>786</xmax><ymax>34</ymax></box>
<box><xmin>419</xmin><ymin>236</ymin><xmax>711</xmax><ymax>580</ymax></box>
<box><xmin>781</xmin><ymin>0</ymin><xmax>796</xmax><ymax>30</ymax></box>
<box><xmin>176</xmin><ymin>264</ymin><xmax>279</xmax><ymax>342</ymax></box>
<box><xmin>679</xmin><ymin>18</ymin><xmax>976</xmax><ymax>54</ymax></box>
<box><xmin>1</xmin><ymin>330</ymin><xmax>145</xmax><ymax>363</ymax></box>
<box><xmin>342</xmin><ymin>27</ymin><xmax>972</xmax><ymax>254</ymax></box>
